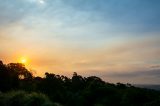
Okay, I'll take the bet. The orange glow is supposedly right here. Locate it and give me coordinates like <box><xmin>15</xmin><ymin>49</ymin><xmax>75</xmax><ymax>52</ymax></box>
<box><xmin>19</xmin><ymin>57</ymin><xmax>28</xmax><ymax>64</ymax></box>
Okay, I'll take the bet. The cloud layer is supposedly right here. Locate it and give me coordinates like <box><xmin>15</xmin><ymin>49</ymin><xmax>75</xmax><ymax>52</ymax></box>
<box><xmin>0</xmin><ymin>0</ymin><xmax>160</xmax><ymax>84</ymax></box>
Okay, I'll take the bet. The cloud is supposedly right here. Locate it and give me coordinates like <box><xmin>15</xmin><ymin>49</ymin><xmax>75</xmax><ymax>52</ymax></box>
<box><xmin>61</xmin><ymin>0</ymin><xmax>160</xmax><ymax>32</ymax></box>
<box><xmin>0</xmin><ymin>1</ymin><xmax>24</xmax><ymax>26</ymax></box>
<box><xmin>1</xmin><ymin>0</ymin><xmax>160</xmax><ymax>36</ymax></box>
<box><xmin>86</xmin><ymin>68</ymin><xmax>160</xmax><ymax>84</ymax></box>
<box><xmin>150</xmin><ymin>65</ymin><xmax>160</xmax><ymax>69</ymax></box>
<box><xmin>0</xmin><ymin>0</ymin><xmax>160</xmax><ymax>84</ymax></box>
<box><xmin>0</xmin><ymin>0</ymin><xmax>47</xmax><ymax>27</ymax></box>
<box><xmin>106</xmin><ymin>69</ymin><xmax>160</xmax><ymax>78</ymax></box>
<box><xmin>110</xmin><ymin>69</ymin><xmax>160</xmax><ymax>84</ymax></box>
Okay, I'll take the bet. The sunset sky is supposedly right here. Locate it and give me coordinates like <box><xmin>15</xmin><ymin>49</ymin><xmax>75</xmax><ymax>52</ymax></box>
<box><xmin>0</xmin><ymin>0</ymin><xmax>160</xmax><ymax>84</ymax></box>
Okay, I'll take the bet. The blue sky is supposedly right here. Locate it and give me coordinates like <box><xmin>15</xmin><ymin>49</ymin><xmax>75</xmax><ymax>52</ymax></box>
<box><xmin>0</xmin><ymin>0</ymin><xmax>160</xmax><ymax>84</ymax></box>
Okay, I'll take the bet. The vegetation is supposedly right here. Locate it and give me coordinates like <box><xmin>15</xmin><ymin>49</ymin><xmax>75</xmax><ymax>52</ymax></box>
<box><xmin>0</xmin><ymin>91</ymin><xmax>54</xmax><ymax>106</ymax></box>
<box><xmin>0</xmin><ymin>60</ymin><xmax>160</xmax><ymax>106</ymax></box>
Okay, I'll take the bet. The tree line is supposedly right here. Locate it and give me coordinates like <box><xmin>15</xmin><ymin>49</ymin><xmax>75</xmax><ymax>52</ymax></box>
<box><xmin>0</xmin><ymin>60</ymin><xmax>160</xmax><ymax>106</ymax></box>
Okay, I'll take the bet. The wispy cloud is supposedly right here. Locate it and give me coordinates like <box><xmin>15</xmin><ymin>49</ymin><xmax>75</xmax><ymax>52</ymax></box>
<box><xmin>0</xmin><ymin>0</ymin><xmax>160</xmax><ymax>84</ymax></box>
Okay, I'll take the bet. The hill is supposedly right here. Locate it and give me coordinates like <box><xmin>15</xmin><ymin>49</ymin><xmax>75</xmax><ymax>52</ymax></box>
<box><xmin>0</xmin><ymin>60</ymin><xmax>160</xmax><ymax>106</ymax></box>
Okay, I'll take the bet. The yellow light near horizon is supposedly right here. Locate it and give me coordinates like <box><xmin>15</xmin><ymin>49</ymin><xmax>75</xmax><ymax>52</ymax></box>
<box><xmin>21</xmin><ymin>59</ymin><xmax>26</xmax><ymax>63</ymax></box>
<box><xmin>19</xmin><ymin>57</ymin><xmax>27</xmax><ymax>64</ymax></box>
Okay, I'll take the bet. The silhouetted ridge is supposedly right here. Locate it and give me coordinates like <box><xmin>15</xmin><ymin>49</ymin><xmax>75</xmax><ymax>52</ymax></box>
<box><xmin>0</xmin><ymin>60</ymin><xmax>160</xmax><ymax>106</ymax></box>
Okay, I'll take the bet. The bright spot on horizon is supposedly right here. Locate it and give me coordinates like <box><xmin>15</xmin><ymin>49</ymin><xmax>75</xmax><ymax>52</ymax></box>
<box><xmin>20</xmin><ymin>57</ymin><xmax>27</xmax><ymax>64</ymax></box>
<box><xmin>0</xmin><ymin>0</ymin><xmax>160</xmax><ymax>84</ymax></box>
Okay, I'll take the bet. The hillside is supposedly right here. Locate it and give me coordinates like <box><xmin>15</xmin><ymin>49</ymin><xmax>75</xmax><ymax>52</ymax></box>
<box><xmin>0</xmin><ymin>60</ymin><xmax>160</xmax><ymax>106</ymax></box>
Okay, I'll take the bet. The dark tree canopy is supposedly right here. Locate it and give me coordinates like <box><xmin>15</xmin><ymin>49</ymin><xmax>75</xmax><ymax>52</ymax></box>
<box><xmin>0</xmin><ymin>60</ymin><xmax>160</xmax><ymax>106</ymax></box>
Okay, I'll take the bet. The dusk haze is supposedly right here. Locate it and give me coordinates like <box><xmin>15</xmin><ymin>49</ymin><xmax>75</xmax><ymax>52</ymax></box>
<box><xmin>0</xmin><ymin>0</ymin><xmax>160</xmax><ymax>84</ymax></box>
<box><xmin>1</xmin><ymin>1</ymin><xmax>160</xmax><ymax>106</ymax></box>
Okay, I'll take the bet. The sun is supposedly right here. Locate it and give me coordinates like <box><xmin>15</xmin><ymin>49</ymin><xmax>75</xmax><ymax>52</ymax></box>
<box><xmin>19</xmin><ymin>57</ymin><xmax>27</xmax><ymax>64</ymax></box>
<box><xmin>21</xmin><ymin>59</ymin><xmax>27</xmax><ymax>63</ymax></box>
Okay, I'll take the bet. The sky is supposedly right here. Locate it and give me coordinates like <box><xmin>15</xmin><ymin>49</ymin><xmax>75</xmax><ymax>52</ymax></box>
<box><xmin>0</xmin><ymin>0</ymin><xmax>160</xmax><ymax>84</ymax></box>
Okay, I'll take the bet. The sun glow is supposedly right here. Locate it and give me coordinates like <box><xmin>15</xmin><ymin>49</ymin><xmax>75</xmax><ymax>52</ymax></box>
<box><xmin>19</xmin><ymin>57</ymin><xmax>27</xmax><ymax>64</ymax></box>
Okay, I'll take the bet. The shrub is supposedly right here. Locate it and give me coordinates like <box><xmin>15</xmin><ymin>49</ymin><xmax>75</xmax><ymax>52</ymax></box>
<box><xmin>0</xmin><ymin>91</ymin><xmax>54</xmax><ymax>106</ymax></box>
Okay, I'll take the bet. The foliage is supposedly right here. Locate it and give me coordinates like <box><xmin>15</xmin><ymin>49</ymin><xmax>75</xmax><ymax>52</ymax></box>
<box><xmin>0</xmin><ymin>91</ymin><xmax>54</xmax><ymax>106</ymax></box>
<box><xmin>0</xmin><ymin>60</ymin><xmax>160</xmax><ymax>106</ymax></box>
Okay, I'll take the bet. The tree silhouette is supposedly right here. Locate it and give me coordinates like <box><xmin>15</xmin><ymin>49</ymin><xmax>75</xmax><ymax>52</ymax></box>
<box><xmin>0</xmin><ymin>60</ymin><xmax>160</xmax><ymax>106</ymax></box>
<box><xmin>7</xmin><ymin>63</ymin><xmax>32</xmax><ymax>80</ymax></box>
<box><xmin>0</xmin><ymin>61</ymin><xmax>11</xmax><ymax>91</ymax></box>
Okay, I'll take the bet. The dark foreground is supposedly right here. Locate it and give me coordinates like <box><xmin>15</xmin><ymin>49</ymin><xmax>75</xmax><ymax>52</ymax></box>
<box><xmin>0</xmin><ymin>60</ymin><xmax>160</xmax><ymax>106</ymax></box>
